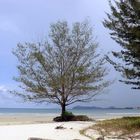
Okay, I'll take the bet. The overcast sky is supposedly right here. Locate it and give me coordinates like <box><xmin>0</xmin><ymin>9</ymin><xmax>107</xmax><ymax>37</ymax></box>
<box><xmin>0</xmin><ymin>0</ymin><xmax>140</xmax><ymax>108</ymax></box>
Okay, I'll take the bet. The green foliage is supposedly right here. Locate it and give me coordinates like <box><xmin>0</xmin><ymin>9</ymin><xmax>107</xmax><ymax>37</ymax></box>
<box><xmin>103</xmin><ymin>0</ymin><xmax>140</xmax><ymax>89</ymax></box>
<box><xmin>64</xmin><ymin>111</ymin><xmax>74</xmax><ymax>117</ymax></box>
<box><xmin>54</xmin><ymin>114</ymin><xmax>92</xmax><ymax>122</ymax></box>
<box><xmin>13</xmin><ymin>20</ymin><xmax>110</xmax><ymax>117</ymax></box>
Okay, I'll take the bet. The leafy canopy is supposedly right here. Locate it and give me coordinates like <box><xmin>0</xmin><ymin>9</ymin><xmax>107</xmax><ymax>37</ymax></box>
<box><xmin>13</xmin><ymin>20</ymin><xmax>110</xmax><ymax>108</ymax></box>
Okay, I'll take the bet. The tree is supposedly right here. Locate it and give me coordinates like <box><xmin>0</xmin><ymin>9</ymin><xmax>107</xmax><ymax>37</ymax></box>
<box><xmin>13</xmin><ymin>20</ymin><xmax>109</xmax><ymax>119</ymax></box>
<box><xmin>103</xmin><ymin>0</ymin><xmax>140</xmax><ymax>89</ymax></box>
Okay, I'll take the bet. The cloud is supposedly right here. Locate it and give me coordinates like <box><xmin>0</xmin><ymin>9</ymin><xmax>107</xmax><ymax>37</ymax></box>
<box><xmin>0</xmin><ymin>85</ymin><xmax>7</xmax><ymax>93</ymax></box>
<box><xmin>0</xmin><ymin>85</ymin><xmax>14</xmax><ymax>100</ymax></box>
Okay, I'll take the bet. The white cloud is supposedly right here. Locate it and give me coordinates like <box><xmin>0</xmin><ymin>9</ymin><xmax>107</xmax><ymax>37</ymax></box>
<box><xmin>0</xmin><ymin>85</ymin><xmax>8</xmax><ymax>93</ymax></box>
<box><xmin>0</xmin><ymin>85</ymin><xmax>14</xmax><ymax>100</ymax></box>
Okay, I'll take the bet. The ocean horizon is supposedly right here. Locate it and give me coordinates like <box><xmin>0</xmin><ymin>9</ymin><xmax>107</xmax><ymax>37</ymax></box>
<box><xmin>0</xmin><ymin>108</ymin><xmax>140</xmax><ymax>119</ymax></box>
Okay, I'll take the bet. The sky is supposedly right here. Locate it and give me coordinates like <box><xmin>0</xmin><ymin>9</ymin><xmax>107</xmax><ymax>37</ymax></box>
<box><xmin>0</xmin><ymin>0</ymin><xmax>140</xmax><ymax>108</ymax></box>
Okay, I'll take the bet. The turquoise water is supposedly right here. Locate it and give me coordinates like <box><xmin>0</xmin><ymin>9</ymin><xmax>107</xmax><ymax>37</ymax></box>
<box><xmin>0</xmin><ymin>108</ymin><xmax>140</xmax><ymax>119</ymax></box>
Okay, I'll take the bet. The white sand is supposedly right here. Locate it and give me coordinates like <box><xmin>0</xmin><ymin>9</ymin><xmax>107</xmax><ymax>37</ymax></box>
<box><xmin>0</xmin><ymin>121</ymin><xmax>94</xmax><ymax>140</ymax></box>
<box><xmin>0</xmin><ymin>115</ymin><xmax>54</xmax><ymax>125</ymax></box>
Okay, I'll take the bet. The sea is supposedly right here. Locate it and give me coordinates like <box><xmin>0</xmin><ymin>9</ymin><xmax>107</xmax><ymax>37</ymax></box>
<box><xmin>0</xmin><ymin>108</ymin><xmax>140</xmax><ymax>119</ymax></box>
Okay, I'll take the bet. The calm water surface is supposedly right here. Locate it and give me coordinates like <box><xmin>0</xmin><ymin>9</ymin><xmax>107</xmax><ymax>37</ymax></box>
<box><xmin>0</xmin><ymin>108</ymin><xmax>140</xmax><ymax>119</ymax></box>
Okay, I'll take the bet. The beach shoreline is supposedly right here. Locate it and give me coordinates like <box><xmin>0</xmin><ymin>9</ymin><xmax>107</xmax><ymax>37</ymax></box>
<box><xmin>0</xmin><ymin>114</ymin><xmax>140</xmax><ymax>140</ymax></box>
<box><xmin>0</xmin><ymin>115</ymin><xmax>54</xmax><ymax>125</ymax></box>
<box><xmin>0</xmin><ymin>120</ymin><xmax>94</xmax><ymax>140</ymax></box>
<box><xmin>0</xmin><ymin>114</ymin><xmax>126</xmax><ymax>126</ymax></box>
<box><xmin>0</xmin><ymin>115</ymin><xmax>94</xmax><ymax>140</ymax></box>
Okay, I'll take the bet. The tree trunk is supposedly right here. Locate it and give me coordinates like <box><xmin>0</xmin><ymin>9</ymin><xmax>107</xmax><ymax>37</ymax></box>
<box><xmin>61</xmin><ymin>103</ymin><xmax>66</xmax><ymax>120</ymax></box>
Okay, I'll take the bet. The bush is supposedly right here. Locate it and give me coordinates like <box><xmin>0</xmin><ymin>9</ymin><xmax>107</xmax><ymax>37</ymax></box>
<box><xmin>64</xmin><ymin>111</ymin><xmax>74</xmax><ymax>117</ymax></box>
<box><xmin>53</xmin><ymin>114</ymin><xmax>93</xmax><ymax>122</ymax></box>
<box><xmin>71</xmin><ymin>115</ymin><xmax>92</xmax><ymax>121</ymax></box>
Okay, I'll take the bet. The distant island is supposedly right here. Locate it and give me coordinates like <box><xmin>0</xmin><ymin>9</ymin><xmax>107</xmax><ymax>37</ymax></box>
<box><xmin>72</xmin><ymin>106</ymin><xmax>138</xmax><ymax>110</ymax></box>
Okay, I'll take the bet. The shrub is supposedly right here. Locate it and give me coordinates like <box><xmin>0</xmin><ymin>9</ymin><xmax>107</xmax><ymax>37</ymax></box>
<box><xmin>53</xmin><ymin>114</ymin><xmax>93</xmax><ymax>122</ymax></box>
<box><xmin>63</xmin><ymin>111</ymin><xmax>74</xmax><ymax>117</ymax></box>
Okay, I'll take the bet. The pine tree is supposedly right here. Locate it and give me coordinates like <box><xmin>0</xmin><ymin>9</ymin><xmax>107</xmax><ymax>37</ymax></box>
<box><xmin>103</xmin><ymin>0</ymin><xmax>140</xmax><ymax>89</ymax></box>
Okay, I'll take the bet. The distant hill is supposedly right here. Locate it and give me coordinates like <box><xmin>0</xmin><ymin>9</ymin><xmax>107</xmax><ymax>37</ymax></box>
<box><xmin>72</xmin><ymin>106</ymin><xmax>103</xmax><ymax>109</ymax></box>
<box><xmin>72</xmin><ymin>106</ymin><xmax>135</xmax><ymax>110</ymax></box>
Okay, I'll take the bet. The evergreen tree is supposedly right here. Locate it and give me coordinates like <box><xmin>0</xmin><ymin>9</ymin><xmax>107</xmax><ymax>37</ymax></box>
<box><xmin>103</xmin><ymin>0</ymin><xmax>140</xmax><ymax>89</ymax></box>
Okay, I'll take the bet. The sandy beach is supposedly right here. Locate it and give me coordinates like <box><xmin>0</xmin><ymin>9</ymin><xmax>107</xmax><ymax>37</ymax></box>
<box><xmin>0</xmin><ymin>115</ymin><xmax>94</xmax><ymax>140</ymax></box>
<box><xmin>0</xmin><ymin>115</ymin><xmax>54</xmax><ymax>125</ymax></box>
<box><xmin>0</xmin><ymin>114</ymin><xmax>139</xmax><ymax>140</ymax></box>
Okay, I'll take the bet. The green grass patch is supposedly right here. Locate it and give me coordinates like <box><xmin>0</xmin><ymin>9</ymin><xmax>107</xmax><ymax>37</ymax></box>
<box><xmin>81</xmin><ymin>117</ymin><xmax>140</xmax><ymax>139</ymax></box>
<box><xmin>95</xmin><ymin>117</ymin><xmax>140</xmax><ymax>133</ymax></box>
